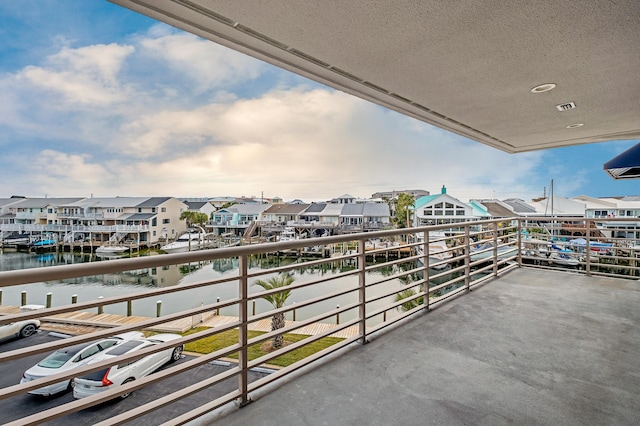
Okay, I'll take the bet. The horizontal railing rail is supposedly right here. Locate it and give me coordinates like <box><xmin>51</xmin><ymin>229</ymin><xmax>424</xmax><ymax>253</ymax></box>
<box><xmin>0</xmin><ymin>216</ymin><xmax>637</xmax><ymax>424</ymax></box>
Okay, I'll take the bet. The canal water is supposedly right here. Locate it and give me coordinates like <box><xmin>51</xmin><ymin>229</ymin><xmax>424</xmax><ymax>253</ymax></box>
<box><xmin>0</xmin><ymin>250</ymin><xmax>436</xmax><ymax>325</ymax></box>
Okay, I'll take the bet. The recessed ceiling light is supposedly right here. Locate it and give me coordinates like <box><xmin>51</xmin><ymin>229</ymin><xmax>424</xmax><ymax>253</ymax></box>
<box><xmin>531</xmin><ymin>83</ymin><xmax>557</xmax><ymax>93</ymax></box>
<box><xmin>566</xmin><ymin>123</ymin><xmax>584</xmax><ymax>129</ymax></box>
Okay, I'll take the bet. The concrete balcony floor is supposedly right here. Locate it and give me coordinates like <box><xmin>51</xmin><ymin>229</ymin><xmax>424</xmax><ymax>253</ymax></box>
<box><xmin>209</xmin><ymin>267</ymin><xmax>640</xmax><ymax>426</ymax></box>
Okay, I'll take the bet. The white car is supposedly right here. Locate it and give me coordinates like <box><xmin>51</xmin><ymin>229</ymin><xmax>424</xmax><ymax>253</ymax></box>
<box><xmin>20</xmin><ymin>331</ymin><xmax>144</xmax><ymax>396</ymax></box>
<box><xmin>0</xmin><ymin>318</ymin><xmax>40</xmax><ymax>343</ymax></box>
<box><xmin>73</xmin><ymin>333</ymin><xmax>183</xmax><ymax>400</ymax></box>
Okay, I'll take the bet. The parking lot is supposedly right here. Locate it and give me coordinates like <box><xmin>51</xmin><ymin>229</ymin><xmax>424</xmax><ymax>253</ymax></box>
<box><xmin>0</xmin><ymin>330</ymin><xmax>270</xmax><ymax>424</ymax></box>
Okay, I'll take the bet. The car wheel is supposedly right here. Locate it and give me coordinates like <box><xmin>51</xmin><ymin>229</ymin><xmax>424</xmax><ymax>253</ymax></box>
<box><xmin>170</xmin><ymin>345</ymin><xmax>183</xmax><ymax>363</ymax></box>
<box><xmin>119</xmin><ymin>378</ymin><xmax>135</xmax><ymax>399</ymax></box>
<box><xmin>19</xmin><ymin>324</ymin><xmax>37</xmax><ymax>338</ymax></box>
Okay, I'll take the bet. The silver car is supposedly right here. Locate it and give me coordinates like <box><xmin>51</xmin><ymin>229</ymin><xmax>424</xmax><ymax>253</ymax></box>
<box><xmin>20</xmin><ymin>331</ymin><xmax>144</xmax><ymax>396</ymax></box>
<box><xmin>0</xmin><ymin>318</ymin><xmax>40</xmax><ymax>343</ymax></box>
<box><xmin>73</xmin><ymin>333</ymin><xmax>183</xmax><ymax>400</ymax></box>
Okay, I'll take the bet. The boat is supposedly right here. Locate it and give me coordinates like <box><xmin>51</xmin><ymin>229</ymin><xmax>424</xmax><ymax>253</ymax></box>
<box><xmin>522</xmin><ymin>239</ymin><xmax>579</xmax><ymax>267</ymax></box>
<box><xmin>2</xmin><ymin>233</ymin><xmax>31</xmax><ymax>245</ymax></box>
<box><xmin>567</xmin><ymin>238</ymin><xmax>613</xmax><ymax>255</ymax></box>
<box><xmin>278</xmin><ymin>227</ymin><xmax>304</xmax><ymax>242</ymax></box>
<box><xmin>95</xmin><ymin>244</ymin><xmax>129</xmax><ymax>256</ymax></box>
<box><xmin>469</xmin><ymin>240</ymin><xmax>516</xmax><ymax>262</ymax></box>
<box><xmin>161</xmin><ymin>231</ymin><xmax>207</xmax><ymax>254</ymax></box>
<box><xmin>415</xmin><ymin>233</ymin><xmax>454</xmax><ymax>270</ymax></box>
<box><xmin>29</xmin><ymin>238</ymin><xmax>57</xmax><ymax>252</ymax></box>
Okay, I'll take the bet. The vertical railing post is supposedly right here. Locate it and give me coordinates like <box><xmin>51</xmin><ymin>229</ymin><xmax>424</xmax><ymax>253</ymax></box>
<box><xmin>464</xmin><ymin>225</ymin><xmax>471</xmax><ymax>291</ymax></box>
<box><xmin>492</xmin><ymin>221</ymin><xmax>499</xmax><ymax>276</ymax></box>
<box><xmin>46</xmin><ymin>292</ymin><xmax>52</xmax><ymax>309</ymax></box>
<box><xmin>585</xmin><ymin>219</ymin><xmax>592</xmax><ymax>276</ymax></box>
<box><xmin>423</xmin><ymin>230</ymin><xmax>430</xmax><ymax>311</ymax></box>
<box><xmin>517</xmin><ymin>219</ymin><xmax>523</xmax><ymax>267</ymax></box>
<box><xmin>238</xmin><ymin>254</ymin><xmax>249</xmax><ymax>406</ymax></box>
<box><xmin>156</xmin><ymin>301</ymin><xmax>162</xmax><ymax>317</ymax></box>
<box><xmin>358</xmin><ymin>237</ymin><xmax>367</xmax><ymax>344</ymax></box>
<box><xmin>127</xmin><ymin>300</ymin><xmax>132</xmax><ymax>317</ymax></box>
<box><xmin>21</xmin><ymin>291</ymin><xmax>27</xmax><ymax>306</ymax></box>
<box><xmin>97</xmin><ymin>296</ymin><xmax>104</xmax><ymax>314</ymax></box>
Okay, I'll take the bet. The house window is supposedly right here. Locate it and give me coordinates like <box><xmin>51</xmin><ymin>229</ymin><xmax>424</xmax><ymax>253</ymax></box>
<box><xmin>162</xmin><ymin>207</ymin><xmax>166</xmax><ymax>213</ymax></box>
<box><xmin>152</xmin><ymin>218</ymin><xmax>157</xmax><ymax>226</ymax></box>
<box><xmin>163</xmin><ymin>219</ymin><xmax>170</xmax><ymax>224</ymax></box>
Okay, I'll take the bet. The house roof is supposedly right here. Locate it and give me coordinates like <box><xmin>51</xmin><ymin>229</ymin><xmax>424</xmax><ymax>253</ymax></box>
<box><xmin>530</xmin><ymin>197</ymin><xmax>586</xmax><ymax>216</ymax></box>
<box><xmin>123</xmin><ymin>213</ymin><xmax>156</xmax><ymax>220</ymax></box>
<box><xmin>503</xmin><ymin>199</ymin><xmax>537</xmax><ymax>214</ymax></box>
<box><xmin>303</xmin><ymin>203</ymin><xmax>327</xmax><ymax>213</ymax></box>
<box><xmin>263</xmin><ymin>204</ymin><xmax>310</xmax><ymax>215</ymax></box>
<box><xmin>476</xmin><ymin>201</ymin><xmax>515</xmax><ymax>218</ymax></box>
<box><xmin>112</xmin><ymin>0</ymin><xmax>640</xmax><ymax>153</ymax></box>
<box><xmin>136</xmin><ymin>197</ymin><xmax>173</xmax><ymax>207</ymax></box>
<box><xmin>10</xmin><ymin>198</ymin><xmax>85</xmax><ymax>208</ymax></box>
<box><xmin>185</xmin><ymin>201</ymin><xmax>209</xmax><ymax>210</ymax></box>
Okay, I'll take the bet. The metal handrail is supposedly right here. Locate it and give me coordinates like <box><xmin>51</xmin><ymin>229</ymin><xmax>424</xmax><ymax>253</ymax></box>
<box><xmin>0</xmin><ymin>216</ymin><xmax>638</xmax><ymax>424</ymax></box>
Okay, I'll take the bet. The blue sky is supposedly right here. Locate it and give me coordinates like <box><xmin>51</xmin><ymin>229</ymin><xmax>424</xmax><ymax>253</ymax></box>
<box><xmin>0</xmin><ymin>1</ymin><xmax>637</xmax><ymax>203</ymax></box>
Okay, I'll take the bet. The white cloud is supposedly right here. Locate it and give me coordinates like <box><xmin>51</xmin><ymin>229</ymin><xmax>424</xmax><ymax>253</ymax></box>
<box><xmin>0</xmin><ymin>26</ymin><xmax>552</xmax><ymax>201</ymax></box>
<box><xmin>19</xmin><ymin>43</ymin><xmax>134</xmax><ymax>105</ymax></box>
<box><xmin>138</xmin><ymin>29</ymin><xmax>264</xmax><ymax>92</ymax></box>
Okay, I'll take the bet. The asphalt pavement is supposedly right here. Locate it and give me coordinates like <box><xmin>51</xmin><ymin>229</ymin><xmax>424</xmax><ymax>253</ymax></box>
<box><xmin>0</xmin><ymin>330</ymin><xmax>270</xmax><ymax>425</ymax></box>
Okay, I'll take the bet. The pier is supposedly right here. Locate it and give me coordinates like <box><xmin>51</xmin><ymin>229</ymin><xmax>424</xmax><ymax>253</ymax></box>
<box><xmin>0</xmin><ymin>305</ymin><xmax>362</xmax><ymax>338</ymax></box>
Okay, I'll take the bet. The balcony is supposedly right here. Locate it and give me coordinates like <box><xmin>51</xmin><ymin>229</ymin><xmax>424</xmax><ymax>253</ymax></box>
<box><xmin>0</xmin><ymin>217</ymin><xmax>638</xmax><ymax>424</ymax></box>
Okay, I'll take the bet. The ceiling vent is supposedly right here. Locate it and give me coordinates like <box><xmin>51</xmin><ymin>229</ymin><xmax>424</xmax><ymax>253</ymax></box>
<box><xmin>556</xmin><ymin>102</ymin><xmax>576</xmax><ymax>111</ymax></box>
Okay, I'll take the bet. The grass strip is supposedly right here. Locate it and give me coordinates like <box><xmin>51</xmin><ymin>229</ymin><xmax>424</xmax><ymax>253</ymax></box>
<box><xmin>183</xmin><ymin>327</ymin><xmax>344</xmax><ymax>368</ymax></box>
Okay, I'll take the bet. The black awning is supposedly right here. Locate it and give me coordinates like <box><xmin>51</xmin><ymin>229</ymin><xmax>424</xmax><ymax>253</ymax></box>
<box><xmin>603</xmin><ymin>142</ymin><xmax>640</xmax><ymax>179</ymax></box>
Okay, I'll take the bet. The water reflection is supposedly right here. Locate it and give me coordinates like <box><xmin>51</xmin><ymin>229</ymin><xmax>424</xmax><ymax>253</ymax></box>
<box><xmin>0</xmin><ymin>250</ymin><xmax>446</xmax><ymax>324</ymax></box>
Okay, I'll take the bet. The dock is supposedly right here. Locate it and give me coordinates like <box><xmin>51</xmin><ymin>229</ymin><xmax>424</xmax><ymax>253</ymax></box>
<box><xmin>0</xmin><ymin>306</ymin><xmax>362</xmax><ymax>338</ymax></box>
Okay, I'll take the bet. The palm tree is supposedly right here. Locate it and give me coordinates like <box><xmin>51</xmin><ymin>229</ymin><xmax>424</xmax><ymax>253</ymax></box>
<box><xmin>253</xmin><ymin>273</ymin><xmax>295</xmax><ymax>349</ymax></box>
<box><xmin>394</xmin><ymin>288</ymin><xmax>424</xmax><ymax>312</ymax></box>
<box><xmin>179</xmin><ymin>211</ymin><xmax>208</xmax><ymax>228</ymax></box>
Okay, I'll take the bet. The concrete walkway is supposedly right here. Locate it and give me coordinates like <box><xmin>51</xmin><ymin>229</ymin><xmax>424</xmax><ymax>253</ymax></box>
<box><xmin>203</xmin><ymin>268</ymin><xmax>640</xmax><ymax>426</ymax></box>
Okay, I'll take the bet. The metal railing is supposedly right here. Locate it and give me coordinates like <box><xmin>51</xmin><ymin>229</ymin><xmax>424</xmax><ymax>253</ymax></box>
<box><xmin>0</xmin><ymin>217</ymin><xmax>637</xmax><ymax>424</ymax></box>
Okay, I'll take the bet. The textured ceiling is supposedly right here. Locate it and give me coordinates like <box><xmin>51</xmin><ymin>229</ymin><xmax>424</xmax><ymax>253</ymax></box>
<box><xmin>110</xmin><ymin>0</ymin><xmax>640</xmax><ymax>153</ymax></box>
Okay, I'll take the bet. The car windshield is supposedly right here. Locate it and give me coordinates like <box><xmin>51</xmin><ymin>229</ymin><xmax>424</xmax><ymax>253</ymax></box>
<box><xmin>37</xmin><ymin>343</ymin><xmax>90</xmax><ymax>368</ymax></box>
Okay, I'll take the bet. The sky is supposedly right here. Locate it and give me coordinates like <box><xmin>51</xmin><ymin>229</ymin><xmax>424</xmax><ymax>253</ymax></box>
<box><xmin>0</xmin><ymin>1</ymin><xmax>637</xmax><ymax>203</ymax></box>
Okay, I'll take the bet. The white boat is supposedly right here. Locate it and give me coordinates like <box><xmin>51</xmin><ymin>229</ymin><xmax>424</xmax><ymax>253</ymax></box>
<box><xmin>161</xmin><ymin>232</ymin><xmax>206</xmax><ymax>254</ymax></box>
<box><xmin>415</xmin><ymin>233</ymin><xmax>454</xmax><ymax>270</ymax></box>
<box><xmin>469</xmin><ymin>240</ymin><xmax>516</xmax><ymax>262</ymax></box>
<box><xmin>278</xmin><ymin>227</ymin><xmax>304</xmax><ymax>242</ymax></box>
<box><xmin>522</xmin><ymin>239</ymin><xmax>579</xmax><ymax>267</ymax></box>
<box><xmin>2</xmin><ymin>233</ymin><xmax>31</xmax><ymax>245</ymax></box>
<box><xmin>96</xmin><ymin>244</ymin><xmax>129</xmax><ymax>256</ymax></box>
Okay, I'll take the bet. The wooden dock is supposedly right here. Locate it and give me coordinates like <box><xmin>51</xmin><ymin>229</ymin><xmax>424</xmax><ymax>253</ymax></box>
<box><xmin>0</xmin><ymin>305</ymin><xmax>362</xmax><ymax>338</ymax></box>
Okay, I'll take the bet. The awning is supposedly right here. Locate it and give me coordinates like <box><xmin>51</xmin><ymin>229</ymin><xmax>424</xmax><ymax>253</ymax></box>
<box><xmin>604</xmin><ymin>142</ymin><xmax>640</xmax><ymax>179</ymax></box>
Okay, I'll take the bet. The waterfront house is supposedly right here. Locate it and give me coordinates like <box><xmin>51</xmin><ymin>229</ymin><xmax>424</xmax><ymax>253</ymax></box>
<box><xmin>210</xmin><ymin>203</ymin><xmax>272</xmax><ymax>236</ymax></box>
<box><xmin>340</xmin><ymin>202</ymin><xmax>391</xmax><ymax>232</ymax></box>
<box><xmin>57</xmin><ymin>197</ymin><xmax>188</xmax><ymax>245</ymax></box>
<box><xmin>183</xmin><ymin>200</ymin><xmax>215</xmax><ymax>219</ymax></box>
<box><xmin>573</xmin><ymin>195</ymin><xmax>640</xmax><ymax>239</ymax></box>
<box><xmin>261</xmin><ymin>203</ymin><xmax>310</xmax><ymax>225</ymax></box>
<box><xmin>0</xmin><ymin>197</ymin><xmax>27</xmax><ymax>225</ymax></box>
<box><xmin>412</xmin><ymin>187</ymin><xmax>484</xmax><ymax>234</ymax></box>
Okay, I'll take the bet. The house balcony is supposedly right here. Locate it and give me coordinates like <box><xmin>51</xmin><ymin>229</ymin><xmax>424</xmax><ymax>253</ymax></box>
<box><xmin>0</xmin><ymin>217</ymin><xmax>638</xmax><ymax>424</ymax></box>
